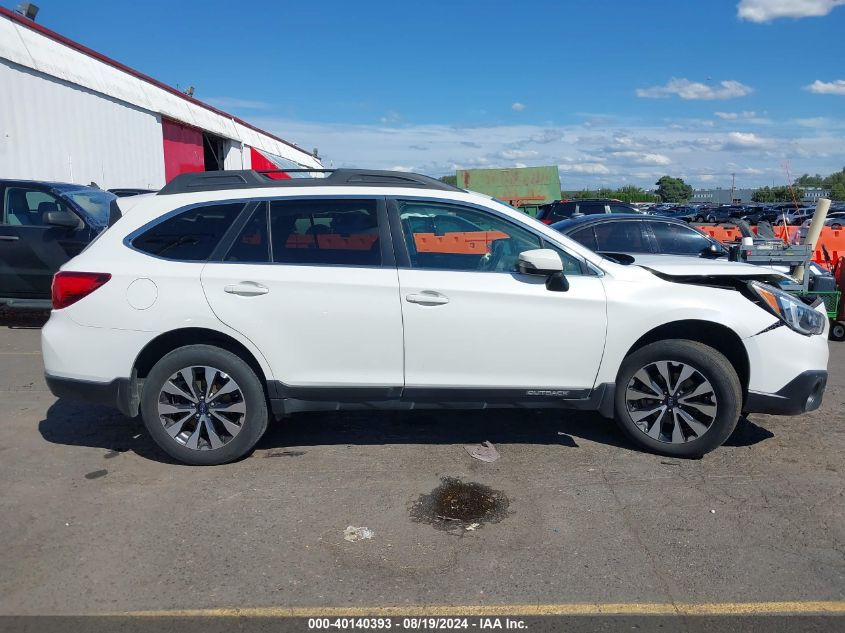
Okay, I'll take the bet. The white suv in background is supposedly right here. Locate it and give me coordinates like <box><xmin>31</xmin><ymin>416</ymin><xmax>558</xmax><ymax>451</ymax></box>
<box><xmin>42</xmin><ymin>170</ymin><xmax>830</xmax><ymax>465</ymax></box>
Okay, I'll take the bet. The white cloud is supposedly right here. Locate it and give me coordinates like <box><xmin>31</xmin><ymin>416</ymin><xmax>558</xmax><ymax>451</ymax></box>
<box><xmin>511</xmin><ymin>102</ymin><xmax>526</xmax><ymax>112</ymax></box>
<box><xmin>379</xmin><ymin>111</ymin><xmax>401</xmax><ymax>124</ymax></box>
<box><xmin>558</xmin><ymin>162</ymin><xmax>611</xmax><ymax>175</ymax></box>
<box><xmin>204</xmin><ymin>97</ymin><xmax>271</xmax><ymax>110</ymax></box>
<box><xmin>636</xmin><ymin>78</ymin><xmax>753</xmax><ymax>100</ymax></box>
<box><xmin>250</xmin><ymin>115</ymin><xmax>844</xmax><ymax>189</ymax></box>
<box><xmin>804</xmin><ymin>79</ymin><xmax>845</xmax><ymax>95</ymax></box>
<box><xmin>609</xmin><ymin>151</ymin><xmax>672</xmax><ymax>166</ymax></box>
<box><xmin>738</xmin><ymin>0</ymin><xmax>845</xmax><ymax>22</ymax></box>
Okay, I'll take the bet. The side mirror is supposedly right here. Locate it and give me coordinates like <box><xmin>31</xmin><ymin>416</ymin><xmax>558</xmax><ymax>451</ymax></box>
<box><xmin>700</xmin><ymin>243</ymin><xmax>724</xmax><ymax>258</ymax></box>
<box><xmin>518</xmin><ymin>249</ymin><xmax>563</xmax><ymax>275</ymax></box>
<box><xmin>518</xmin><ymin>249</ymin><xmax>569</xmax><ymax>292</ymax></box>
<box><xmin>44</xmin><ymin>210</ymin><xmax>81</xmax><ymax>228</ymax></box>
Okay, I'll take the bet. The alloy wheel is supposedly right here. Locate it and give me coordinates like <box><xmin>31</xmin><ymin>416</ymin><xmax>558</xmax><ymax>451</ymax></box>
<box><xmin>625</xmin><ymin>360</ymin><xmax>718</xmax><ymax>444</ymax></box>
<box><xmin>156</xmin><ymin>365</ymin><xmax>246</xmax><ymax>451</ymax></box>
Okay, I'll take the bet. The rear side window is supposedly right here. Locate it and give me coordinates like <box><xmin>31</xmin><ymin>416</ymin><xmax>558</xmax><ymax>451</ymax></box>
<box><xmin>225</xmin><ymin>205</ymin><xmax>270</xmax><ymax>263</ymax></box>
<box><xmin>568</xmin><ymin>226</ymin><xmax>599</xmax><ymax>251</ymax></box>
<box><xmin>578</xmin><ymin>202</ymin><xmax>606</xmax><ymax>215</ymax></box>
<box><xmin>592</xmin><ymin>221</ymin><xmax>650</xmax><ymax>253</ymax></box>
<box><xmin>132</xmin><ymin>202</ymin><xmax>244</xmax><ymax>260</ymax></box>
<box><xmin>609</xmin><ymin>203</ymin><xmax>634</xmax><ymax>214</ymax></box>
<box><xmin>548</xmin><ymin>201</ymin><xmax>576</xmax><ymax>222</ymax></box>
<box><xmin>270</xmin><ymin>199</ymin><xmax>380</xmax><ymax>266</ymax></box>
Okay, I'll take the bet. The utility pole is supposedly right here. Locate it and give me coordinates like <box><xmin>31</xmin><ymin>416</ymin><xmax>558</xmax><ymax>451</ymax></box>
<box><xmin>730</xmin><ymin>172</ymin><xmax>736</xmax><ymax>203</ymax></box>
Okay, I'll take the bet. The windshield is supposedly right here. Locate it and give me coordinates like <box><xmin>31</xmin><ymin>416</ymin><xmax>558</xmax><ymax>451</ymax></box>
<box><xmin>63</xmin><ymin>189</ymin><xmax>116</xmax><ymax>226</ymax></box>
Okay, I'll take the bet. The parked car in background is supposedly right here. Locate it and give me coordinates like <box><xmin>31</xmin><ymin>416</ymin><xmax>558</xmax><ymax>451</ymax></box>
<box><xmin>536</xmin><ymin>199</ymin><xmax>641</xmax><ymax>224</ymax></box>
<box><xmin>776</xmin><ymin>207</ymin><xmax>815</xmax><ymax>226</ymax></box>
<box><xmin>798</xmin><ymin>211</ymin><xmax>845</xmax><ymax>240</ymax></box>
<box><xmin>42</xmin><ymin>169</ymin><xmax>828</xmax><ymax>465</ymax></box>
<box><xmin>109</xmin><ymin>188</ymin><xmax>157</xmax><ymax>197</ymax></box>
<box><xmin>0</xmin><ymin>180</ymin><xmax>116</xmax><ymax>308</ymax></box>
<box><xmin>551</xmin><ymin>214</ymin><xmax>728</xmax><ymax>258</ymax></box>
<box><xmin>694</xmin><ymin>206</ymin><xmax>737</xmax><ymax>223</ymax></box>
<box><xmin>651</xmin><ymin>206</ymin><xmax>698</xmax><ymax>222</ymax></box>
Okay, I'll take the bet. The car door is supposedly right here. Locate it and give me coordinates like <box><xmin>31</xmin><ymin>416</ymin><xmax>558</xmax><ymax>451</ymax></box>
<box><xmin>201</xmin><ymin>197</ymin><xmax>404</xmax><ymax>393</ymax></box>
<box><xmin>392</xmin><ymin>198</ymin><xmax>607</xmax><ymax>393</ymax></box>
<box><xmin>0</xmin><ymin>184</ymin><xmax>91</xmax><ymax>299</ymax></box>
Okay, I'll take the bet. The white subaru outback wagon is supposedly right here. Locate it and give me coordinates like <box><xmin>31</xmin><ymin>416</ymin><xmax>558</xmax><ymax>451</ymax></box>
<box><xmin>42</xmin><ymin>170</ymin><xmax>829</xmax><ymax>465</ymax></box>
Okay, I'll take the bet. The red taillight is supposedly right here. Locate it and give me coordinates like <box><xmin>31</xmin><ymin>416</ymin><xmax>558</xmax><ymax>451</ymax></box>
<box><xmin>541</xmin><ymin>218</ymin><xmax>554</xmax><ymax>225</ymax></box>
<box><xmin>51</xmin><ymin>272</ymin><xmax>112</xmax><ymax>310</ymax></box>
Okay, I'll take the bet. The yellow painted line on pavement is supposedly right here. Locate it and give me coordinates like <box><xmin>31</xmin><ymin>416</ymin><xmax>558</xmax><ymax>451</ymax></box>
<box><xmin>114</xmin><ymin>601</ymin><xmax>845</xmax><ymax>617</ymax></box>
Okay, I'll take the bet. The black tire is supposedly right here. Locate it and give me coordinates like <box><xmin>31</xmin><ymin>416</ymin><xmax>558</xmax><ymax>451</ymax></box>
<box><xmin>831</xmin><ymin>322</ymin><xmax>845</xmax><ymax>342</ymax></box>
<box><xmin>614</xmin><ymin>340</ymin><xmax>742</xmax><ymax>458</ymax></box>
<box><xmin>831</xmin><ymin>223</ymin><xmax>842</xmax><ymax>230</ymax></box>
<box><xmin>140</xmin><ymin>344</ymin><xmax>268</xmax><ymax>465</ymax></box>
<box><xmin>707</xmin><ymin>215</ymin><xmax>716</xmax><ymax>223</ymax></box>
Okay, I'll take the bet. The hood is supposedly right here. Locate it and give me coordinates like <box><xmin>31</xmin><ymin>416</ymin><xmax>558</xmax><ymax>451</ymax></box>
<box><xmin>615</xmin><ymin>254</ymin><xmax>785</xmax><ymax>278</ymax></box>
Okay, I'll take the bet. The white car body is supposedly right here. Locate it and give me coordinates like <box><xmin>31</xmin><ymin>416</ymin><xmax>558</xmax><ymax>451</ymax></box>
<box><xmin>41</xmin><ymin>170</ymin><xmax>830</xmax><ymax>463</ymax></box>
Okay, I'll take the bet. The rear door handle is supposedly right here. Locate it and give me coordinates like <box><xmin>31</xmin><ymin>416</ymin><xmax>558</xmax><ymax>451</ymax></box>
<box><xmin>0</xmin><ymin>236</ymin><xmax>19</xmax><ymax>242</ymax></box>
<box><xmin>224</xmin><ymin>282</ymin><xmax>269</xmax><ymax>297</ymax></box>
<box><xmin>405</xmin><ymin>292</ymin><xmax>449</xmax><ymax>306</ymax></box>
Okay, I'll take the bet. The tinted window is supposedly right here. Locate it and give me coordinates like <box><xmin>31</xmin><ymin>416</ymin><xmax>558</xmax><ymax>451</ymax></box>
<box><xmin>609</xmin><ymin>203</ymin><xmax>634</xmax><ymax>214</ymax></box>
<box><xmin>3</xmin><ymin>187</ymin><xmax>70</xmax><ymax>226</ymax></box>
<box><xmin>568</xmin><ymin>226</ymin><xmax>598</xmax><ymax>251</ymax></box>
<box><xmin>270</xmin><ymin>199</ymin><xmax>380</xmax><ymax>266</ymax></box>
<box><xmin>578</xmin><ymin>202</ymin><xmax>606</xmax><ymax>215</ymax></box>
<box><xmin>649</xmin><ymin>221</ymin><xmax>712</xmax><ymax>255</ymax></box>
<box><xmin>543</xmin><ymin>201</ymin><xmax>576</xmax><ymax>222</ymax></box>
<box><xmin>592</xmin><ymin>221</ymin><xmax>650</xmax><ymax>253</ymax></box>
<box><xmin>132</xmin><ymin>202</ymin><xmax>244</xmax><ymax>260</ymax></box>
<box><xmin>225</xmin><ymin>205</ymin><xmax>270</xmax><ymax>263</ymax></box>
<box><xmin>399</xmin><ymin>201</ymin><xmax>583</xmax><ymax>274</ymax></box>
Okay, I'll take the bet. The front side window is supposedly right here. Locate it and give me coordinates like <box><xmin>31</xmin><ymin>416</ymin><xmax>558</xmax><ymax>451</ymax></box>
<box><xmin>3</xmin><ymin>187</ymin><xmax>70</xmax><ymax>226</ymax></box>
<box><xmin>132</xmin><ymin>202</ymin><xmax>245</xmax><ymax>260</ymax></box>
<box><xmin>649</xmin><ymin>221</ymin><xmax>712</xmax><ymax>255</ymax></box>
<box><xmin>568</xmin><ymin>226</ymin><xmax>599</xmax><ymax>251</ymax></box>
<box><xmin>63</xmin><ymin>188</ymin><xmax>117</xmax><ymax>226</ymax></box>
<box><xmin>398</xmin><ymin>200</ymin><xmax>583</xmax><ymax>274</ymax></box>
<box><xmin>269</xmin><ymin>199</ymin><xmax>380</xmax><ymax>266</ymax></box>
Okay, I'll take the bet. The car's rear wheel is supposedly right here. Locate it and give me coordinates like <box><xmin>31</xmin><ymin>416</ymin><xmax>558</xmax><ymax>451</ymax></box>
<box><xmin>614</xmin><ymin>340</ymin><xmax>742</xmax><ymax>457</ymax></box>
<box><xmin>140</xmin><ymin>345</ymin><xmax>268</xmax><ymax>465</ymax></box>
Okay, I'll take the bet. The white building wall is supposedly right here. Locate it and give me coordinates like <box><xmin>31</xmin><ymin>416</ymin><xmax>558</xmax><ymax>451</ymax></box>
<box><xmin>0</xmin><ymin>14</ymin><xmax>322</xmax><ymax>172</ymax></box>
<box><xmin>0</xmin><ymin>60</ymin><xmax>166</xmax><ymax>188</ymax></box>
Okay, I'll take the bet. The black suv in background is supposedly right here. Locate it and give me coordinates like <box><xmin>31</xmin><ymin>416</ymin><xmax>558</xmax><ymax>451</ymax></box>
<box><xmin>536</xmin><ymin>199</ymin><xmax>640</xmax><ymax>224</ymax></box>
<box><xmin>0</xmin><ymin>180</ymin><xmax>116</xmax><ymax>308</ymax></box>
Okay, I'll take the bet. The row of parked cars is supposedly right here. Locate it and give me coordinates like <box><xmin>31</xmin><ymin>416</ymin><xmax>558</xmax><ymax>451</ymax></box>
<box><xmin>651</xmin><ymin>203</ymin><xmax>845</xmax><ymax>227</ymax></box>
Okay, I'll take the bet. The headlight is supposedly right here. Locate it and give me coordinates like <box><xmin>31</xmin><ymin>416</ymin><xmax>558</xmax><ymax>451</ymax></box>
<box><xmin>748</xmin><ymin>281</ymin><xmax>826</xmax><ymax>336</ymax></box>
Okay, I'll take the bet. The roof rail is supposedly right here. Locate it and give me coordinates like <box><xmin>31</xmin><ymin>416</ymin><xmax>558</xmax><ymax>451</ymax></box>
<box><xmin>158</xmin><ymin>169</ymin><xmax>462</xmax><ymax>195</ymax></box>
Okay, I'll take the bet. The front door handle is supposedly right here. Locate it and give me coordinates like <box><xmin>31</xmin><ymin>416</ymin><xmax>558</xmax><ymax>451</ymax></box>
<box><xmin>405</xmin><ymin>291</ymin><xmax>449</xmax><ymax>306</ymax></box>
<box><xmin>0</xmin><ymin>236</ymin><xmax>19</xmax><ymax>242</ymax></box>
<box><xmin>224</xmin><ymin>282</ymin><xmax>269</xmax><ymax>297</ymax></box>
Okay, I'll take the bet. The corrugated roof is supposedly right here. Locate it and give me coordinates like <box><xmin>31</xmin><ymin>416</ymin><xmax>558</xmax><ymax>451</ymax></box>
<box><xmin>0</xmin><ymin>7</ymin><xmax>322</xmax><ymax>169</ymax></box>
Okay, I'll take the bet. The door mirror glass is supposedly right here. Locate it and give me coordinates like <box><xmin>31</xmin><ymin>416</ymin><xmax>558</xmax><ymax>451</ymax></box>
<box><xmin>44</xmin><ymin>210</ymin><xmax>80</xmax><ymax>228</ymax></box>
<box><xmin>517</xmin><ymin>249</ymin><xmax>563</xmax><ymax>275</ymax></box>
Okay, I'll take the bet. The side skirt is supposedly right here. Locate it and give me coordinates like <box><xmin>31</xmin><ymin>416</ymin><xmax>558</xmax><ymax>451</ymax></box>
<box><xmin>268</xmin><ymin>382</ymin><xmax>616</xmax><ymax>419</ymax></box>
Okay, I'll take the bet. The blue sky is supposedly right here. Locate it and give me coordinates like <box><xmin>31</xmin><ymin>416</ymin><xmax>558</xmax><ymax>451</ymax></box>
<box><xmin>33</xmin><ymin>0</ymin><xmax>845</xmax><ymax>189</ymax></box>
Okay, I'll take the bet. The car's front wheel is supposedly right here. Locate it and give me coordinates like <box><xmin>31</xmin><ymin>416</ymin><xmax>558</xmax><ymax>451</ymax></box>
<box><xmin>614</xmin><ymin>340</ymin><xmax>742</xmax><ymax>457</ymax></box>
<box><xmin>140</xmin><ymin>345</ymin><xmax>269</xmax><ymax>465</ymax></box>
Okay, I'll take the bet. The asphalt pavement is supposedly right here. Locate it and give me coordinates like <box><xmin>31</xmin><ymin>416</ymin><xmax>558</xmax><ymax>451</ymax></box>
<box><xmin>0</xmin><ymin>310</ymin><xmax>842</xmax><ymax>619</ymax></box>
